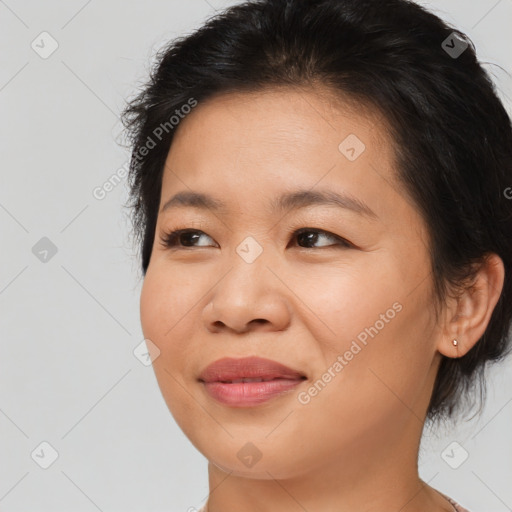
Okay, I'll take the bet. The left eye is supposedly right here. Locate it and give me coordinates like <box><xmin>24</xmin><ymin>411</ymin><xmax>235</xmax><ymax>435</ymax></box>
<box><xmin>159</xmin><ymin>228</ymin><xmax>352</xmax><ymax>250</ymax></box>
<box><xmin>292</xmin><ymin>228</ymin><xmax>352</xmax><ymax>249</ymax></box>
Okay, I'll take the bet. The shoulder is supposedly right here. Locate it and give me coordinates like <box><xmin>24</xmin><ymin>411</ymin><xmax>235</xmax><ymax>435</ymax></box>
<box><xmin>196</xmin><ymin>497</ymin><xmax>472</xmax><ymax>512</ymax></box>
<box><xmin>451</xmin><ymin>500</ymin><xmax>472</xmax><ymax>512</ymax></box>
<box><xmin>442</xmin><ymin>493</ymin><xmax>472</xmax><ymax>512</ymax></box>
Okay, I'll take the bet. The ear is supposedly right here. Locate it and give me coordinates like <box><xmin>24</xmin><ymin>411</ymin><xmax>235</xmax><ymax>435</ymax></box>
<box><xmin>437</xmin><ymin>253</ymin><xmax>505</xmax><ymax>358</ymax></box>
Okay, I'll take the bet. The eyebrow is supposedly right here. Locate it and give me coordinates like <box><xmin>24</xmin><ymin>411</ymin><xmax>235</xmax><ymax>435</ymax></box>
<box><xmin>160</xmin><ymin>189</ymin><xmax>378</xmax><ymax>220</ymax></box>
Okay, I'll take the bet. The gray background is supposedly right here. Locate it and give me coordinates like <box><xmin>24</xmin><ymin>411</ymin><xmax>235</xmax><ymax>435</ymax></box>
<box><xmin>1</xmin><ymin>1</ymin><xmax>511</xmax><ymax>511</ymax></box>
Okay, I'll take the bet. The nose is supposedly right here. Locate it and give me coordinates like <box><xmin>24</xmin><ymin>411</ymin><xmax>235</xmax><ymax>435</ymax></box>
<box><xmin>201</xmin><ymin>252</ymin><xmax>292</xmax><ymax>335</ymax></box>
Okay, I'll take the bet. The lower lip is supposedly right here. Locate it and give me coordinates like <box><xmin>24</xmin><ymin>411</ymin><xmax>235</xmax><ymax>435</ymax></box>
<box><xmin>202</xmin><ymin>379</ymin><xmax>305</xmax><ymax>407</ymax></box>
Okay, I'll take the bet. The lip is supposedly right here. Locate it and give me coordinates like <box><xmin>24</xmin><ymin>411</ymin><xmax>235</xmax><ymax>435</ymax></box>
<box><xmin>199</xmin><ymin>356</ymin><xmax>306</xmax><ymax>382</ymax></box>
<box><xmin>198</xmin><ymin>356</ymin><xmax>307</xmax><ymax>407</ymax></box>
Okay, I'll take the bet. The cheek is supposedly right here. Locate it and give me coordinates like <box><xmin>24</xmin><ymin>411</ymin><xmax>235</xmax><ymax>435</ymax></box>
<box><xmin>139</xmin><ymin>267</ymin><xmax>200</xmax><ymax>420</ymax></box>
<box><xmin>296</xmin><ymin>263</ymin><xmax>401</xmax><ymax>346</ymax></box>
<box><xmin>139</xmin><ymin>276</ymin><xmax>158</xmax><ymax>341</ymax></box>
<box><xmin>289</xmin><ymin>310</ymin><xmax>434</xmax><ymax>462</ymax></box>
<box><xmin>140</xmin><ymin>263</ymin><xmax>198</xmax><ymax>342</ymax></box>
<box><xmin>302</xmin><ymin>262</ymin><xmax>435</xmax><ymax>406</ymax></box>
<box><xmin>325</xmin><ymin>291</ymin><xmax>434</xmax><ymax>425</ymax></box>
<box><xmin>140</xmin><ymin>273</ymin><xmax>170</xmax><ymax>346</ymax></box>
<box><xmin>139</xmin><ymin>266</ymin><xmax>197</xmax><ymax>384</ymax></box>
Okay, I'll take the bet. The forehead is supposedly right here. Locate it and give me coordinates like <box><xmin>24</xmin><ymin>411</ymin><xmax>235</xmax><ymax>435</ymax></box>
<box><xmin>159</xmin><ymin>86</ymin><xmax>408</xmax><ymax>221</ymax></box>
<box><xmin>168</xmin><ymin>86</ymin><xmax>391</xmax><ymax>159</ymax></box>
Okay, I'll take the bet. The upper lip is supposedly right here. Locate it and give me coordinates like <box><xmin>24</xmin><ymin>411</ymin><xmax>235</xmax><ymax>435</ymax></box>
<box><xmin>198</xmin><ymin>356</ymin><xmax>307</xmax><ymax>383</ymax></box>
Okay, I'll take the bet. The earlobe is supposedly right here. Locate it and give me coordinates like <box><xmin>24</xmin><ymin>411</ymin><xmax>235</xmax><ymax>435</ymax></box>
<box><xmin>437</xmin><ymin>253</ymin><xmax>505</xmax><ymax>359</ymax></box>
<box><xmin>448</xmin><ymin>337</ymin><xmax>460</xmax><ymax>358</ymax></box>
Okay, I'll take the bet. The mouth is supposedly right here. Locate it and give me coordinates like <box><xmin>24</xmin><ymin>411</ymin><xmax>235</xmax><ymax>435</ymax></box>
<box><xmin>198</xmin><ymin>356</ymin><xmax>307</xmax><ymax>407</ymax></box>
<box><xmin>217</xmin><ymin>377</ymin><xmax>302</xmax><ymax>383</ymax></box>
<box><xmin>198</xmin><ymin>356</ymin><xmax>307</xmax><ymax>383</ymax></box>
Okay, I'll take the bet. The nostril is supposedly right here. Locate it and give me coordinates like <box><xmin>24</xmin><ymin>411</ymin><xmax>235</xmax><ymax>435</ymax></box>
<box><xmin>251</xmin><ymin>319</ymin><xmax>267</xmax><ymax>325</ymax></box>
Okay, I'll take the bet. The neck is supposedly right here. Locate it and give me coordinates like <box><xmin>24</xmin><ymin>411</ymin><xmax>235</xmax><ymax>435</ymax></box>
<box><xmin>203</xmin><ymin>415</ymin><xmax>454</xmax><ymax>512</ymax></box>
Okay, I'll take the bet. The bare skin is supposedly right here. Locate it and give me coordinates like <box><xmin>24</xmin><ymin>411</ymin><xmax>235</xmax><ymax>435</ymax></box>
<box><xmin>139</xmin><ymin>85</ymin><xmax>504</xmax><ymax>512</ymax></box>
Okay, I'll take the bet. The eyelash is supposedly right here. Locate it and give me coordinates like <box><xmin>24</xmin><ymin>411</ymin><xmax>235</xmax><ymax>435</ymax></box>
<box><xmin>158</xmin><ymin>227</ymin><xmax>353</xmax><ymax>250</ymax></box>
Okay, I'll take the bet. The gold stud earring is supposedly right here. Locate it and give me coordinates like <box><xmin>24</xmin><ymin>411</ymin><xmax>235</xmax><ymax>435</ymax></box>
<box><xmin>452</xmin><ymin>339</ymin><xmax>458</xmax><ymax>347</ymax></box>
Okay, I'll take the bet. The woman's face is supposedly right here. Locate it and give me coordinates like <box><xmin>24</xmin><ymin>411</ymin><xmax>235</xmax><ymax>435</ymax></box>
<box><xmin>140</xmin><ymin>87</ymin><xmax>444</xmax><ymax>479</ymax></box>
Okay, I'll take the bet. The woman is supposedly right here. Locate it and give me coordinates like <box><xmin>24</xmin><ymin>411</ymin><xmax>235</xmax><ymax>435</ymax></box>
<box><xmin>121</xmin><ymin>0</ymin><xmax>512</xmax><ymax>510</ymax></box>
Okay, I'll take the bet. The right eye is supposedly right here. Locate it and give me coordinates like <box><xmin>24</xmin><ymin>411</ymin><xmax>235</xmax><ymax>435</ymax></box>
<box><xmin>159</xmin><ymin>229</ymin><xmax>217</xmax><ymax>249</ymax></box>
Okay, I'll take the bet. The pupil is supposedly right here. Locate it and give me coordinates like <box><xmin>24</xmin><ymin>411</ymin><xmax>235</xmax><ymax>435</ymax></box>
<box><xmin>182</xmin><ymin>232</ymin><xmax>199</xmax><ymax>246</ymax></box>
<box><xmin>299</xmin><ymin>232</ymin><xmax>317</xmax><ymax>247</ymax></box>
